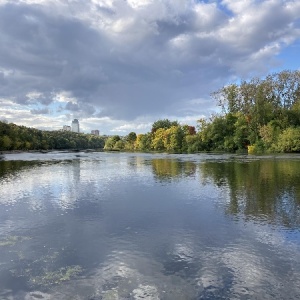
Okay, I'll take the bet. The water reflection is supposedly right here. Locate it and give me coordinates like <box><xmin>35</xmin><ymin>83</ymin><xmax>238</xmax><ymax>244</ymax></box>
<box><xmin>0</xmin><ymin>153</ymin><xmax>300</xmax><ymax>299</ymax></box>
<box><xmin>0</xmin><ymin>160</ymin><xmax>42</xmax><ymax>179</ymax></box>
<box><xmin>152</xmin><ymin>159</ymin><xmax>196</xmax><ymax>180</ymax></box>
<box><xmin>200</xmin><ymin>159</ymin><xmax>300</xmax><ymax>228</ymax></box>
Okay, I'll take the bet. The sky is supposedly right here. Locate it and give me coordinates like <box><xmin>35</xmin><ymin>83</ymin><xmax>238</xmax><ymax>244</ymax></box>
<box><xmin>0</xmin><ymin>0</ymin><xmax>300</xmax><ymax>135</ymax></box>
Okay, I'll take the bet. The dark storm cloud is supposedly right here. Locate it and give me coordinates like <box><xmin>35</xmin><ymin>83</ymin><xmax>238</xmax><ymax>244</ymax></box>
<box><xmin>0</xmin><ymin>0</ymin><xmax>300</xmax><ymax>125</ymax></box>
<box><xmin>81</xmin><ymin>103</ymin><xmax>96</xmax><ymax>116</ymax></box>
<box><xmin>65</xmin><ymin>101</ymin><xmax>96</xmax><ymax>116</ymax></box>
<box><xmin>0</xmin><ymin>2</ymin><xmax>109</xmax><ymax>104</ymax></box>
<box><xmin>30</xmin><ymin>108</ymin><xmax>50</xmax><ymax>114</ymax></box>
<box><xmin>65</xmin><ymin>101</ymin><xmax>79</xmax><ymax>112</ymax></box>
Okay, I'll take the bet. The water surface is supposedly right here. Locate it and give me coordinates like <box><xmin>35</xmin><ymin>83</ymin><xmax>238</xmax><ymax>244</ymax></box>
<box><xmin>0</xmin><ymin>152</ymin><xmax>300</xmax><ymax>299</ymax></box>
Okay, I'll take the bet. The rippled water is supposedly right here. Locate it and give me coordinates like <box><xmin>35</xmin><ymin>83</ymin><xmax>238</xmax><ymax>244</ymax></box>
<box><xmin>0</xmin><ymin>151</ymin><xmax>300</xmax><ymax>299</ymax></box>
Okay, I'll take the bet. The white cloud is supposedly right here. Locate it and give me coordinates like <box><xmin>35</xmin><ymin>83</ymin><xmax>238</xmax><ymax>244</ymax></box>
<box><xmin>113</xmin><ymin>121</ymin><xmax>152</xmax><ymax>133</ymax></box>
<box><xmin>54</xmin><ymin>91</ymin><xmax>78</xmax><ymax>104</ymax></box>
<box><xmin>127</xmin><ymin>0</ymin><xmax>153</xmax><ymax>10</ymax></box>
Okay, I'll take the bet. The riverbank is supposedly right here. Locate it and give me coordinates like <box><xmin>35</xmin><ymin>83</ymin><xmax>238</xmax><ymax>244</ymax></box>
<box><xmin>0</xmin><ymin>149</ymin><xmax>103</xmax><ymax>155</ymax></box>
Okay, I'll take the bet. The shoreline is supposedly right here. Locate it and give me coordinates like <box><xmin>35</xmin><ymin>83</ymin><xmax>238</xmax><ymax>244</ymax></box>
<box><xmin>0</xmin><ymin>149</ymin><xmax>103</xmax><ymax>155</ymax></box>
<box><xmin>0</xmin><ymin>150</ymin><xmax>63</xmax><ymax>155</ymax></box>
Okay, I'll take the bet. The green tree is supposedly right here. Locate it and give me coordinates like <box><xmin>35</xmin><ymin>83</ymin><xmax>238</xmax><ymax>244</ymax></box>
<box><xmin>2</xmin><ymin>135</ymin><xmax>12</xmax><ymax>150</ymax></box>
<box><xmin>135</xmin><ymin>133</ymin><xmax>152</xmax><ymax>151</ymax></box>
<box><xmin>104</xmin><ymin>135</ymin><xmax>121</xmax><ymax>150</ymax></box>
<box><xmin>113</xmin><ymin>140</ymin><xmax>125</xmax><ymax>150</ymax></box>
<box><xmin>185</xmin><ymin>134</ymin><xmax>202</xmax><ymax>153</ymax></box>
<box><xmin>274</xmin><ymin>127</ymin><xmax>300</xmax><ymax>152</ymax></box>
<box><xmin>259</xmin><ymin>121</ymin><xmax>281</xmax><ymax>150</ymax></box>
<box><xmin>233</xmin><ymin>113</ymin><xmax>250</xmax><ymax>150</ymax></box>
<box><xmin>164</xmin><ymin>126</ymin><xmax>184</xmax><ymax>152</ymax></box>
<box><xmin>151</xmin><ymin>128</ymin><xmax>165</xmax><ymax>151</ymax></box>
<box><xmin>124</xmin><ymin>132</ymin><xmax>137</xmax><ymax>150</ymax></box>
<box><xmin>151</xmin><ymin>119</ymin><xmax>179</xmax><ymax>133</ymax></box>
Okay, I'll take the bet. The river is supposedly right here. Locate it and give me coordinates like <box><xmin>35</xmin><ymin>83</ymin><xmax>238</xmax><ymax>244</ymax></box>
<box><xmin>0</xmin><ymin>151</ymin><xmax>300</xmax><ymax>299</ymax></box>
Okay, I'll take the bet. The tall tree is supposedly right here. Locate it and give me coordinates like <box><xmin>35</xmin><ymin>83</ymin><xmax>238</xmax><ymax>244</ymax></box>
<box><xmin>151</xmin><ymin>119</ymin><xmax>179</xmax><ymax>133</ymax></box>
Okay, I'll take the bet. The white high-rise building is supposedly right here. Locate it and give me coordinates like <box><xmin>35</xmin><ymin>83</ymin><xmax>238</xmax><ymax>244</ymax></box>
<box><xmin>63</xmin><ymin>125</ymin><xmax>71</xmax><ymax>131</ymax></box>
<box><xmin>71</xmin><ymin>119</ymin><xmax>80</xmax><ymax>133</ymax></box>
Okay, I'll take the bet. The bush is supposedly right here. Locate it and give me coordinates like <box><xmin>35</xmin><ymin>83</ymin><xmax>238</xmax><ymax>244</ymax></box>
<box><xmin>275</xmin><ymin>127</ymin><xmax>300</xmax><ymax>152</ymax></box>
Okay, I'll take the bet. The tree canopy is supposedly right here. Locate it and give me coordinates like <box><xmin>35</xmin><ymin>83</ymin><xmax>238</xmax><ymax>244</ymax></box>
<box><xmin>0</xmin><ymin>121</ymin><xmax>105</xmax><ymax>151</ymax></box>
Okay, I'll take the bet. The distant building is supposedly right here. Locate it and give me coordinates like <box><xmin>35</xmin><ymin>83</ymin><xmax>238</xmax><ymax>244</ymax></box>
<box><xmin>91</xmin><ymin>130</ymin><xmax>100</xmax><ymax>136</ymax></box>
<box><xmin>72</xmin><ymin>119</ymin><xmax>80</xmax><ymax>133</ymax></box>
<box><xmin>63</xmin><ymin>125</ymin><xmax>71</xmax><ymax>131</ymax></box>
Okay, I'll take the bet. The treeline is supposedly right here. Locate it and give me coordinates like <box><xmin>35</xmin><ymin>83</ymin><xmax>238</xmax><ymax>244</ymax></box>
<box><xmin>105</xmin><ymin>70</ymin><xmax>300</xmax><ymax>153</ymax></box>
<box><xmin>0</xmin><ymin>121</ymin><xmax>105</xmax><ymax>151</ymax></box>
<box><xmin>104</xmin><ymin>119</ymin><xmax>199</xmax><ymax>153</ymax></box>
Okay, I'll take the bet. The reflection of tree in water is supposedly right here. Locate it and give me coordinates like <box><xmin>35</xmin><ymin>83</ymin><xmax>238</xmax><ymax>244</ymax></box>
<box><xmin>152</xmin><ymin>159</ymin><xmax>196</xmax><ymax>181</ymax></box>
<box><xmin>0</xmin><ymin>160</ymin><xmax>73</xmax><ymax>181</ymax></box>
<box><xmin>0</xmin><ymin>160</ymin><xmax>41</xmax><ymax>180</ymax></box>
<box><xmin>200</xmin><ymin>159</ymin><xmax>300</xmax><ymax>228</ymax></box>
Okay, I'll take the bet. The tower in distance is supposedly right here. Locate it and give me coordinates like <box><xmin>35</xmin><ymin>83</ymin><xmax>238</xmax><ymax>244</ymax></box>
<box><xmin>71</xmin><ymin>119</ymin><xmax>80</xmax><ymax>133</ymax></box>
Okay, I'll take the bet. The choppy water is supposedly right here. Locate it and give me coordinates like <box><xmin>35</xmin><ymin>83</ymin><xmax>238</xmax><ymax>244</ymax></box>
<box><xmin>0</xmin><ymin>151</ymin><xmax>300</xmax><ymax>299</ymax></box>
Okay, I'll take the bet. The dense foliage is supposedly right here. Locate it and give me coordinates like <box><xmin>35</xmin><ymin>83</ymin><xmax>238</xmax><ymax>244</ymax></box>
<box><xmin>104</xmin><ymin>70</ymin><xmax>300</xmax><ymax>153</ymax></box>
<box><xmin>0</xmin><ymin>121</ymin><xmax>105</xmax><ymax>151</ymax></box>
<box><xmin>211</xmin><ymin>70</ymin><xmax>300</xmax><ymax>153</ymax></box>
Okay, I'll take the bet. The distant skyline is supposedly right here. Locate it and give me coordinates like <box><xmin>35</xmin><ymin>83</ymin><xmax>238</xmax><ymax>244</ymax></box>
<box><xmin>0</xmin><ymin>0</ymin><xmax>300</xmax><ymax>135</ymax></box>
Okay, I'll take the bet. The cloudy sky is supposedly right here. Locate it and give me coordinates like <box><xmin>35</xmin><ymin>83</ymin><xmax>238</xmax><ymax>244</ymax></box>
<box><xmin>0</xmin><ymin>0</ymin><xmax>300</xmax><ymax>135</ymax></box>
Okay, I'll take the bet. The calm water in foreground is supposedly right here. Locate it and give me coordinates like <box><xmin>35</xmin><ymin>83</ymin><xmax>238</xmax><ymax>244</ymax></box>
<box><xmin>0</xmin><ymin>152</ymin><xmax>300</xmax><ymax>299</ymax></box>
